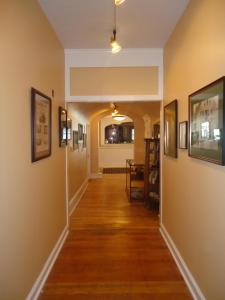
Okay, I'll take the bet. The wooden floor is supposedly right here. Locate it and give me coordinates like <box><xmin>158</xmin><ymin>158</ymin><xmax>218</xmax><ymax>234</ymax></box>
<box><xmin>39</xmin><ymin>174</ymin><xmax>192</xmax><ymax>300</ymax></box>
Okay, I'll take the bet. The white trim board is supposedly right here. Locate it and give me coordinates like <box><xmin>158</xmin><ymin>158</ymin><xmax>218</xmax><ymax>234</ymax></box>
<box><xmin>26</xmin><ymin>226</ymin><xmax>69</xmax><ymax>300</ymax></box>
<box><xmin>89</xmin><ymin>173</ymin><xmax>103</xmax><ymax>179</ymax></box>
<box><xmin>65</xmin><ymin>48</ymin><xmax>163</xmax><ymax>102</ymax></box>
<box><xmin>69</xmin><ymin>177</ymin><xmax>89</xmax><ymax>216</ymax></box>
<box><xmin>160</xmin><ymin>224</ymin><xmax>206</xmax><ymax>300</ymax></box>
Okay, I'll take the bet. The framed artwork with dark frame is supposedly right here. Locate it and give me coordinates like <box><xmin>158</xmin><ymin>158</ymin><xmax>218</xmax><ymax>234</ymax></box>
<box><xmin>83</xmin><ymin>133</ymin><xmax>87</xmax><ymax>148</ymax></box>
<box><xmin>31</xmin><ymin>88</ymin><xmax>52</xmax><ymax>162</ymax></box>
<box><xmin>189</xmin><ymin>77</ymin><xmax>225</xmax><ymax>165</ymax></box>
<box><xmin>67</xmin><ymin>118</ymin><xmax>72</xmax><ymax>142</ymax></box>
<box><xmin>164</xmin><ymin>100</ymin><xmax>178</xmax><ymax>158</ymax></box>
<box><xmin>58</xmin><ymin>106</ymin><xmax>67</xmax><ymax>147</ymax></box>
<box><xmin>73</xmin><ymin>130</ymin><xmax>79</xmax><ymax>151</ymax></box>
<box><xmin>179</xmin><ymin>121</ymin><xmax>188</xmax><ymax>149</ymax></box>
<box><xmin>78</xmin><ymin>123</ymin><xmax>83</xmax><ymax>140</ymax></box>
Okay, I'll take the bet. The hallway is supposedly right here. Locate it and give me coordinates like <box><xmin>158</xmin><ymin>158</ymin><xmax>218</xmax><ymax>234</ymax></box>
<box><xmin>39</xmin><ymin>174</ymin><xmax>192</xmax><ymax>299</ymax></box>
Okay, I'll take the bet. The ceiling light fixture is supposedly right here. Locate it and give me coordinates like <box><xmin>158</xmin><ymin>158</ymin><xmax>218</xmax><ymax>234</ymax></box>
<box><xmin>111</xmin><ymin>29</ymin><xmax>121</xmax><ymax>53</ymax></box>
<box><xmin>111</xmin><ymin>104</ymin><xmax>126</xmax><ymax>121</ymax></box>
<box><xmin>110</xmin><ymin>3</ymin><xmax>122</xmax><ymax>53</ymax></box>
<box><xmin>115</xmin><ymin>0</ymin><xmax>126</xmax><ymax>6</ymax></box>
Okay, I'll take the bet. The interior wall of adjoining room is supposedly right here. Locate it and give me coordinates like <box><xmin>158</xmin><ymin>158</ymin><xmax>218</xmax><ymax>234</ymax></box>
<box><xmin>88</xmin><ymin>102</ymin><xmax>161</xmax><ymax>174</ymax></box>
<box><xmin>98</xmin><ymin>115</ymin><xmax>134</xmax><ymax>169</ymax></box>
<box><xmin>67</xmin><ymin>103</ymin><xmax>89</xmax><ymax>206</ymax></box>
<box><xmin>163</xmin><ymin>0</ymin><xmax>225</xmax><ymax>298</ymax></box>
<box><xmin>0</xmin><ymin>1</ymin><xmax>66</xmax><ymax>299</ymax></box>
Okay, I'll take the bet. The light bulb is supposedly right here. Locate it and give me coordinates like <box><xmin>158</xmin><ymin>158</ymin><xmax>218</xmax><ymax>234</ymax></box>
<box><xmin>115</xmin><ymin>0</ymin><xmax>126</xmax><ymax>6</ymax></box>
<box><xmin>111</xmin><ymin>40</ymin><xmax>122</xmax><ymax>53</ymax></box>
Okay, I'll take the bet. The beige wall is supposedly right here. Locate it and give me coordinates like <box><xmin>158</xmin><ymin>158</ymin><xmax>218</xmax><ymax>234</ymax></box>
<box><xmin>0</xmin><ymin>1</ymin><xmax>66</xmax><ymax>299</ymax></box>
<box><xmin>163</xmin><ymin>0</ymin><xmax>225</xmax><ymax>299</ymax></box>
<box><xmin>89</xmin><ymin>102</ymin><xmax>160</xmax><ymax>173</ymax></box>
<box><xmin>70</xmin><ymin>67</ymin><xmax>159</xmax><ymax>96</ymax></box>
<box><xmin>67</xmin><ymin>104</ymin><xmax>88</xmax><ymax>200</ymax></box>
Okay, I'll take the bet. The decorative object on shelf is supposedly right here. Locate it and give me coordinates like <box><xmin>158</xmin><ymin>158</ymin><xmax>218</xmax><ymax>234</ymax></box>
<box><xmin>189</xmin><ymin>77</ymin><xmax>225</xmax><ymax>165</ymax></box>
<box><xmin>73</xmin><ymin>130</ymin><xmax>78</xmax><ymax>151</ymax></box>
<box><xmin>78</xmin><ymin>123</ymin><xmax>83</xmax><ymax>140</ymax></box>
<box><xmin>31</xmin><ymin>88</ymin><xmax>51</xmax><ymax>162</ymax></box>
<box><xmin>110</xmin><ymin>3</ymin><xmax>122</xmax><ymax>53</ymax></box>
<box><xmin>58</xmin><ymin>106</ymin><xmax>67</xmax><ymax>147</ymax></box>
<box><xmin>164</xmin><ymin>100</ymin><xmax>178</xmax><ymax>158</ymax></box>
<box><xmin>83</xmin><ymin>133</ymin><xmax>87</xmax><ymax>148</ymax></box>
<box><xmin>179</xmin><ymin>121</ymin><xmax>188</xmax><ymax>149</ymax></box>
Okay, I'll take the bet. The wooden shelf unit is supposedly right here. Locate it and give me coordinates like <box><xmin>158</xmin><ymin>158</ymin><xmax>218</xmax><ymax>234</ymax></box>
<box><xmin>126</xmin><ymin>159</ymin><xmax>144</xmax><ymax>201</ymax></box>
<box><xmin>144</xmin><ymin>138</ymin><xmax>160</xmax><ymax>210</ymax></box>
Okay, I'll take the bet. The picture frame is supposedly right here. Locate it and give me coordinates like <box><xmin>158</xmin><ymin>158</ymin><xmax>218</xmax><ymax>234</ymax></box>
<box><xmin>67</xmin><ymin>118</ymin><xmax>72</xmax><ymax>142</ymax></box>
<box><xmin>58</xmin><ymin>106</ymin><xmax>67</xmax><ymax>147</ymax></box>
<box><xmin>31</xmin><ymin>88</ymin><xmax>51</xmax><ymax>162</ymax></box>
<box><xmin>78</xmin><ymin>123</ymin><xmax>83</xmax><ymax>140</ymax></box>
<box><xmin>83</xmin><ymin>133</ymin><xmax>87</xmax><ymax>148</ymax></box>
<box><xmin>73</xmin><ymin>130</ymin><xmax>78</xmax><ymax>151</ymax></box>
<box><xmin>179</xmin><ymin>121</ymin><xmax>188</xmax><ymax>149</ymax></box>
<box><xmin>189</xmin><ymin>77</ymin><xmax>225</xmax><ymax>165</ymax></box>
<box><xmin>164</xmin><ymin>100</ymin><xmax>178</xmax><ymax>158</ymax></box>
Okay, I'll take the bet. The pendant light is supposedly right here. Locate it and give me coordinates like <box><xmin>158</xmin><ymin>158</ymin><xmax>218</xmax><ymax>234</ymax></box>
<box><xmin>115</xmin><ymin>0</ymin><xmax>126</xmax><ymax>6</ymax></box>
<box><xmin>110</xmin><ymin>3</ymin><xmax>122</xmax><ymax>53</ymax></box>
<box><xmin>111</xmin><ymin>104</ymin><xmax>126</xmax><ymax>121</ymax></box>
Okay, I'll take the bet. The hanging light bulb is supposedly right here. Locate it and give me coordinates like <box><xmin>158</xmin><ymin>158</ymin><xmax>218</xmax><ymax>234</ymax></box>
<box><xmin>115</xmin><ymin>0</ymin><xmax>126</xmax><ymax>6</ymax></box>
<box><xmin>111</xmin><ymin>29</ymin><xmax>122</xmax><ymax>54</ymax></box>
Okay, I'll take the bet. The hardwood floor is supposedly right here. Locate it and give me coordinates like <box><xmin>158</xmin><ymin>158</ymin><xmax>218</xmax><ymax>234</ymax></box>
<box><xmin>39</xmin><ymin>174</ymin><xmax>192</xmax><ymax>300</ymax></box>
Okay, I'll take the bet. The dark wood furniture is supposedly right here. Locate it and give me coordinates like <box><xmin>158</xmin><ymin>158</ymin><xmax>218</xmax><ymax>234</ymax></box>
<box><xmin>144</xmin><ymin>138</ymin><xmax>160</xmax><ymax>210</ymax></box>
<box><xmin>126</xmin><ymin>159</ymin><xmax>144</xmax><ymax>201</ymax></box>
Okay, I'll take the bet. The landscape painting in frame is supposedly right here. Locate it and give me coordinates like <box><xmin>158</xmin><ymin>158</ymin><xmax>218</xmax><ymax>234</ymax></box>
<box><xmin>31</xmin><ymin>88</ymin><xmax>51</xmax><ymax>162</ymax></box>
<box><xmin>189</xmin><ymin>77</ymin><xmax>225</xmax><ymax>165</ymax></box>
<box><xmin>164</xmin><ymin>100</ymin><xmax>178</xmax><ymax>158</ymax></box>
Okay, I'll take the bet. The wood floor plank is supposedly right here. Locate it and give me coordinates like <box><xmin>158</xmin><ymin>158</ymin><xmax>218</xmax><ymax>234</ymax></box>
<box><xmin>39</xmin><ymin>174</ymin><xmax>192</xmax><ymax>300</ymax></box>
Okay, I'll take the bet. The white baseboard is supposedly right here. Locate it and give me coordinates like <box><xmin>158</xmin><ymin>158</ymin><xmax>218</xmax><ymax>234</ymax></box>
<box><xmin>69</xmin><ymin>177</ymin><xmax>89</xmax><ymax>216</ymax></box>
<box><xmin>160</xmin><ymin>224</ymin><xmax>206</xmax><ymax>300</ymax></box>
<box><xmin>26</xmin><ymin>226</ymin><xmax>69</xmax><ymax>300</ymax></box>
<box><xmin>89</xmin><ymin>173</ymin><xmax>103</xmax><ymax>179</ymax></box>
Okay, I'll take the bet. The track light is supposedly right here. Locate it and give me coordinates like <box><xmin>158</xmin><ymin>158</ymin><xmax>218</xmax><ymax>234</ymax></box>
<box><xmin>111</xmin><ymin>29</ymin><xmax>122</xmax><ymax>54</ymax></box>
<box><xmin>115</xmin><ymin>0</ymin><xmax>126</xmax><ymax>6</ymax></box>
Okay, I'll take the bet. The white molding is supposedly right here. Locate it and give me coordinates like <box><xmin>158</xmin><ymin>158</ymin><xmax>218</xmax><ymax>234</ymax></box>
<box><xmin>69</xmin><ymin>177</ymin><xmax>89</xmax><ymax>216</ymax></box>
<box><xmin>160</xmin><ymin>224</ymin><xmax>206</xmax><ymax>300</ymax></box>
<box><xmin>65</xmin><ymin>48</ymin><xmax>163</xmax><ymax>103</ymax></box>
<box><xmin>26</xmin><ymin>226</ymin><xmax>69</xmax><ymax>300</ymax></box>
<box><xmin>89</xmin><ymin>173</ymin><xmax>103</xmax><ymax>179</ymax></box>
<box><xmin>66</xmin><ymin>95</ymin><xmax>162</xmax><ymax>102</ymax></box>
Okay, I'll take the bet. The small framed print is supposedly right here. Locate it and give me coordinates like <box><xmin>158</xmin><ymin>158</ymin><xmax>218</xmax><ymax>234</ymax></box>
<box><xmin>164</xmin><ymin>100</ymin><xmax>178</xmax><ymax>158</ymax></box>
<box><xmin>73</xmin><ymin>130</ymin><xmax>78</xmax><ymax>151</ymax></box>
<box><xmin>179</xmin><ymin>121</ymin><xmax>188</xmax><ymax>149</ymax></box>
<box><xmin>31</xmin><ymin>88</ymin><xmax>51</xmax><ymax>162</ymax></box>
<box><xmin>83</xmin><ymin>133</ymin><xmax>87</xmax><ymax>148</ymax></box>
<box><xmin>78</xmin><ymin>123</ymin><xmax>83</xmax><ymax>140</ymax></box>
<box><xmin>58</xmin><ymin>106</ymin><xmax>67</xmax><ymax>147</ymax></box>
<box><xmin>189</xmin><ymin>77</ymin><xmax>225</xmax><ymax>165</ymax></box>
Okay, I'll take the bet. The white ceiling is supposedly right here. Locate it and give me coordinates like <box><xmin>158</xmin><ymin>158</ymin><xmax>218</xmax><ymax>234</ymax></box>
<box><xmin>38</xmin><ymin>0</ymin><xmax>189</xmax><ymax>49</ymax></box>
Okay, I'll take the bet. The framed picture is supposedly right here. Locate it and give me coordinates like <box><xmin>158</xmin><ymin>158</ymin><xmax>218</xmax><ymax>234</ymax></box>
<box><xmin>179</xmin><ymin>121</ymin><xmax>188</xmax><ymax>149</ymax></box>
<box><xmin>83</xmin><ymin>133</ymin><xmax>87</xmax><ymax>148</ymax></box>
<box><xmin>58</xmin><ymin>107</ymin><xmax>67</xmax><ymax>147</ymax></box>
<box><xmin>73</xmin><ymin>130</ymin><xmax>78</xmax><ymax>151</ymax></box>
<box><xmin>31</xmin><ymin>88</ymin><xmax>51</xmax><ymax>162</ymax></box>
<box><xmin>164</xmin><ymin>100</ymin><xmax>178</xmax><ymax>158</ymax></box>
<box><xmin>189</xmin><ymin>77</ymin><xmax>225</xmax><ymax>165</ymax></box>
<box><xmin>78</xmin><ymin>123</ymin><xmax>83</xmax><ymax>140</ymax></box>
<box><xmin>67</xmin><ymin>118</ymin><xmax>72</xmax><ymax>142</ymax></box>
